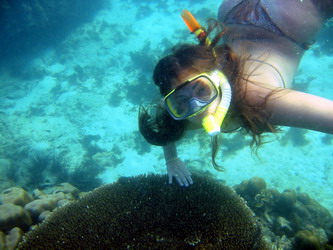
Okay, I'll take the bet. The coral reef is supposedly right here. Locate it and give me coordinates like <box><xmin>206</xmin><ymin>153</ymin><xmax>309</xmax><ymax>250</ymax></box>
<box><xmin>18</xmin><ymin>174</ymin><xmax>267</xmax><ymax>249</ymax></box>
<box><xmin>0</xmin><ymin>204</ymin><xmax>32</xmax><ymax>232</ymax></box>
<box><xmin>222</xmin><ymin>132</ymin><xmax>250</xmax><ymax>157</ymax></box>
<box><xmin>129</xmin><ymin>42</ymin><xmax>156</xmax><ymax>76</ymax></box>
<box><xmin>294</xmin><ymin>230</ymin><xmax>322</xmax><ymax>250</ymax></box>
<box><xmin>0</xmin><ymin>175</ymin><xmax>332</xmax><ymax>249</ymax></box>
<box><xmin>0</xmin><ymin>187</ymin><xmax>32</xmax><ymax>207</ymax></box>
<box><xmin>280</xmin><ymin>127</ymin><xmax>310</xmax><ymax>147</ymax></box>
<box><xmin>3</xmin><ymin>227</ymin><xmax>24</xmax><ymax>250</ymax></box>
<box><xmin>321</xmin><ymin>134</ymin><xmax>333</xmax><ymax>145</ymax></box>
<box><xmin>80</xmin><ymin>134</ymin><xmax>104</xmax><ymax>157</ymax></box>
<box><xmin>234</xmin><ymin>177</ymin><xmax>333</xmax><ymax>249</ymax></box>
<box><xmin>24</xmin><ymin>191</ymin><xmax>73</xmax><ymax>223</ymax></box>
<box><xmin>0</xmin><ymin>182</ymin><xmax>79</xmax><ymax>248</ymax></box>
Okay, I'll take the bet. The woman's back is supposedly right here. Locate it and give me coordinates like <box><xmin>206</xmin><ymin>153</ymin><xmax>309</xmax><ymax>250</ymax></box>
<box><xmin>218</xmin><ymin>0</ymin><xmax>324</xmax><ymax>44</ymax></box>
<box><xmin>218</xmin><ymin>0</ymin><xmax>329</xmax><ymax>88</ymax></box>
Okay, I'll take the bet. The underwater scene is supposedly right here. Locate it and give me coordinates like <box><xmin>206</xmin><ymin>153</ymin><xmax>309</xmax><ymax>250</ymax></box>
<box><xmin>0</xmin><ymin>0</ymin><xmax>333</xmax><ymax>249</ymax></box>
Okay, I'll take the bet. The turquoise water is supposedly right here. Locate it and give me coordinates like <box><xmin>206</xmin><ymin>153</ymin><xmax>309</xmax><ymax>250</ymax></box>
<box><xmin>0</xmin><ymin>0</ymin><xmax>332</xmax><ymax>216</ymax></box>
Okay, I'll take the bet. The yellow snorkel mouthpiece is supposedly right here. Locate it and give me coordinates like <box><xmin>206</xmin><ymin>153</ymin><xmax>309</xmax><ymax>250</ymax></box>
<box><xmin>202</xmin><ymin>72</ymin><xmax>232</xmax><ymax>136</ymax></box>
<box><xmin>202</xmin><ymin>107</ymin><xmax>228</xmax><ymax>136</ymax></box>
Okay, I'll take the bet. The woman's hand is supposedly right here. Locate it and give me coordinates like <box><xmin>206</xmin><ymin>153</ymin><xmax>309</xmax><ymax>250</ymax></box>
<box><xmin>166</xmin><ymin>158</ymin><xmax>193</xmax><ymax>187</ymax></box>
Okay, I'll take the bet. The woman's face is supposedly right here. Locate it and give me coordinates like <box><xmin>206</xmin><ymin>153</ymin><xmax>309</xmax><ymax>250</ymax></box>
<box><xmin>170</xmin><ymin>69</ymin><xmax>221</xmax><ymax>126</ymax></box>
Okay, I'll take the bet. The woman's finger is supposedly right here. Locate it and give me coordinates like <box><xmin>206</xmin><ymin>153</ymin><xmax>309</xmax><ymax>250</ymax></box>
<box><xmin>174</xmin><ymin>175</ymin><xmax>184</xmax><ymax>186</ymax></box>
<box><xmin>179</xmin><ymin>174</ymin><xmax>189</xmax><ymax>187</ymax></box>
<box><xmin>186</xmin><ymin>174</ymin><xmax>194</xmax><ymax>185</ymax></box>
<box><xmin>168</xmin><ymin>173</ymin><xmax>173</xmax><ymax>184</ymax></box>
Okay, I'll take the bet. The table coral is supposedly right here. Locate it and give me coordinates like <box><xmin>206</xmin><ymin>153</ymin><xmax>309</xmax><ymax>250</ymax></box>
<box><xmin>18</xmin><ymin>174</ymin><xmax>268</xmax><ymax>249</ymax></box>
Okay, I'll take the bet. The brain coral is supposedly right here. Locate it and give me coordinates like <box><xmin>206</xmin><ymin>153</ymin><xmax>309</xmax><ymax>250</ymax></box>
<box><xmin>18</xmin><ymin>174</ymin><xmax>267</xmax><ymax>249</ymax></box>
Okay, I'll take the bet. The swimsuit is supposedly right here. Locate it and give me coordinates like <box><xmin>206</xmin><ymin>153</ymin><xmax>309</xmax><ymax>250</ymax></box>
<box><xmin>219</xmin><ymin>0</ymin><xmax>312</xmax><ymax>50</ymax></box>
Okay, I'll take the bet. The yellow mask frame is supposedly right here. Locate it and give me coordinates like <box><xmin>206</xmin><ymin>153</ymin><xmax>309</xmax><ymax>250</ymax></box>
<box><xmin>164</xmin><ymin>71</ymin><xmax>221</xmax><ymax>120</ymax></box>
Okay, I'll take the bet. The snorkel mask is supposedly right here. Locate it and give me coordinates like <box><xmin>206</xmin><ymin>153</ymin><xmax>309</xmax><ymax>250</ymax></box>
<box><xmin>173</xmin><ymin>10</ymin><xmax>232</xmax><ymax>136</ymax></box>
<box><xmin>164</xmin><ymin>70</ymin><xmax>231</xmax><ymax>136</ymax></box>
<box><xmin>164</xmin><ymin>71</ymin><xmax>220</xmax><ymax>120</ymax></box>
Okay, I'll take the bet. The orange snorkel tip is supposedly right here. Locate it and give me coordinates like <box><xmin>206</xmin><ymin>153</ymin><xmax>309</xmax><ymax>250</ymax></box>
<box><xmin>181</xmin><ymin>9</ymin><xmax>211</xmax><ymax>46</ymax></box>
<box><xmin>181</xmin><ymin>10</ymin><xmax>201</xmax><ymax>33</ymax></box>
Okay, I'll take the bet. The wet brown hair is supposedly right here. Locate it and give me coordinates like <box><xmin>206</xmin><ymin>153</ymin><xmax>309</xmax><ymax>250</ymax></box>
<box><xmin>138</xmin><ymin>20</ymin><xmax>279</xmax><ymax>170</ymax></box>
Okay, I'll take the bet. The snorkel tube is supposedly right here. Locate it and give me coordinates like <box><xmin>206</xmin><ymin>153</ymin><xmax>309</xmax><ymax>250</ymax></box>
<box><xmin>202</xmin><ymin>72</ymin><xmax>232</xmax><ymax>136</ymax></box>
<box><xmin>181</xmin><ymin>10</ymin><xmax>232</xmax><ymax>136</ymax></box>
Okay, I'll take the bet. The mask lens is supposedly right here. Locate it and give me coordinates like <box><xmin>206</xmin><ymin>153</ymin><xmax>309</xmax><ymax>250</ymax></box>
<box><xmin>165</xmin><ymin>75</ymin><xmax>218</xmax><ymax>119</ymax></box>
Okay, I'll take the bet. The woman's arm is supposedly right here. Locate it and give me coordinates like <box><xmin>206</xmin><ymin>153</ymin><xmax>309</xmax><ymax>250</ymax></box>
<box><xmin>246</xmin><ymin>82</ymin><xmax>333</xmax><ymax>134</ymax></box>
<box><xmin>163</xmin><ymin>142</ymin><xmax>178</xmax><ymax>161</ymax></box>
<box><xmin>267</xmin><ymin>90</ymin><xmax>333</xmax><ymax>134</ymax></box>
<box><xmin>163</xmin><ymin>142</ymin><xmax>193</xmax><ymax>187</ymax></box>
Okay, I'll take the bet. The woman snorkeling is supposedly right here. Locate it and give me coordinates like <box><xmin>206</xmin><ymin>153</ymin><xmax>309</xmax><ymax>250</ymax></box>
<box><xmin>139</xmin><ymin>0</ymin><xmax>333</xmax><ymax>187</ymax></box>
